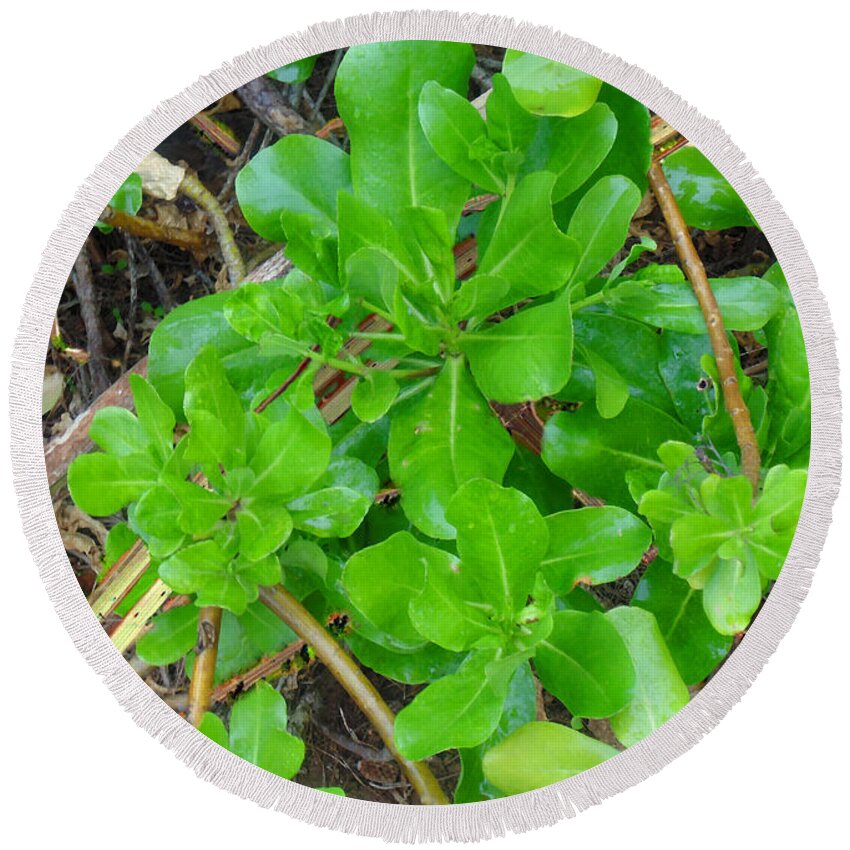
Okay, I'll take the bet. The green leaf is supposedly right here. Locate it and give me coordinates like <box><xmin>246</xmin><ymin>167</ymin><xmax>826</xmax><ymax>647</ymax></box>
<box><xmin>535</xmin><ymin>610</ymin><xmax>635</xmax><ymax>718</ymax></box>
<box><xmin>131</xmin><ymin>484</ymin><xmax>185</xmax><ymax>558</ymax></box>
<box><xmin>287</xmin><ymin>487</ymin><xmax>371</xmax><ymax>539</ymax></box>
<box><xmin>224</xmin><ymin>283</ymin><xmax>290</xmax><ymax>344</ymax></box>
<box><xmin>542</xmin><ymin>399</ymin><xmax>691</xmax><ymax>507</ymax></box>
<box><xmin>238</xmin><ymin>601</ymin><xmax>298</xmax><ymax>656</ymax></box>
<box><xmin>96</xmin><ymin>173</ymin><xmax>142</xmax><ymax>233</ymax></box>
<box><xmin>394</xmin><ymin>649</ymin><xmax>516</xmax><ymax>760</ymax></box>
<box><xmin>167</xmin><ymin>478</ymin><xmax>231</xmax><ymax>535</ymax></box>
<box><xmin>542</xmin><ymin>506</ymin><xmax>651</xmax><ymax>593</ymax></box>
<box><xmin>388</xmin><ymin>356</ymin><xmax>515</xmax><ymax>539</ymax></box>
<box><xmin>445</xmin><ymin>479</ymin><xmax>548</xmax><ymax>616</ymax></box>
<box><xmin>609</xmin><ymin>276</ymin><xmax>782</xmax><ymax>333</ymax></box>
<box><xmin>149</xmin><ymin>290</ymin><xmax>287</xmax><ymax>419</ymax></box>
<box><xmin>483</xmin><ymin>720</ymin><xmax>617</xmax><ymax>795</ymax></box>
<box><xmin>577</xmin><ymin>344</ymin><xmax>629</xmax><ymax>419</ymax></box>
<box><xmin>248</xmin><ymin>403</ymin><xmax>330</xmax><ymax>499</ymax></box>
<box><xmin>198</xmin><ymin>712</ymin><xmax>229</xmax><ymax>749</ymax></box>
<box><xmin>346</xmin><ymin>632</ymin><xmax>460</xmax><ymax>685</ymax></box>
<box><xmin>476</xmin><ymin>172</ymin><xmax>579</xmax><ymax>305</ymax></box>
<box><xmin>632</xmin><ymin>559</ymin><xmax>732</xmax><ymax>685</ymax></box>
<box><xmin>68</xmin><ymin>452</ymin><xmax>158</xmax><ymax>517</ymax></box>
<box><xmin>606</xmin><ymin>607</ymin><xmax>689</xmax><ymax>746</ymax></box>
<box><xmin>183</xmin><ymin>347</ymin><xmax>245</xmax><ymax>468</ymax></box>
<box><xmin>460</xmin><ymin>298</ymin><xmax>573</xmax><ymax>403</ymax></box>
<box><xmin>159</xmin><ymin>541</ymin><xmax>280</xmax><ymax>615</ymax></box>
<box><xmin>455</xmin><ymin>660</ymin><xmax>537</xmax><ymax>803</ymax></box>
<box><xmin>502</xmin><ymin>51</ymin><xmax>602</xmax><ymax>117</ymax></box>
<box><xmin>343</xmin><ymin>532</ymin><xmax>429</xmax><ymax>650</ymax></box>
<box><xmin>521</xmin><ymin>104</ymin><xmax>618</xmax><ymax>202</ymax></box>
<box><xmin>567</xmin><ymin>175</ymin><xmax>641</xmax><ymax>287</ymax></box>
<box><xmin>236</xmin><ymin>498</ymin><xmax>293</xmax><ymax>561</ymax></box>
<box><xmin>351</xmin><ymin>371</ymin><xmax>399</xmax><ymax>423</ymax></box>
<box><xmin>89</xmin><ymin>407</ymin><xmax>150</xmax><ymax>457</ymax></box>
<box><xmin>103</xmin><ymin>522</ymin><xmax>140</xmax><ymax>567</ymax></box>
<box><xmin>409</xmin><ymin>547</ymin><xmax>502</xmax><ymax>653</ymax></box>
<box><xmin>336</xmin><ymin>40</ymin><xmax>475</xmax><ymax>231</ymax></box>
<box><xmin>419</xmin><ymin>80</ymin><xmax>506</xmax><ymax>193</ymax></box>
<box><xmin>485</xmin><ymin>73</ymin><xmax>537</xmax><ymax>153</ymax></box>
<box><xmin>136</xmin><ymin>605</ymin><xmax>198</xmax><ymax>667</ymax></box>
<box><xmin>235</xmin><ymin>134</ymin><xmax>350</xmax><ymax>245</ymax></box>
<box><xmin>128</xmin><ymin>375</ymin><xmax>175</xmax><ymax>463</ymax></box>
<box><xmin>267</xmin><ymin>55</ymin><xmax>317</xmax><ymax>84</ymax></box>
<box><xmin>228</xmin><ymin>681</ymin><xmax>305</xmax><ymax>779</ymax></box>
<box><xmin>702</xmin><ymin>558</ymin><xmax>762</xmax><ymax>635</ymax></box>
<box><xmin>663</xmin><ymin>146</ymin><xmax>756</xmax><ymax>230</ymax></box>
<box><xmin>450</xmin><ymin>274</ymin><xmax>510</xmax><ymax>322</ymax></box>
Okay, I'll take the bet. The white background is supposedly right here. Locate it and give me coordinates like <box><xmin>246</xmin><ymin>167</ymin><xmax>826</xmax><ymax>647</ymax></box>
<box><xmin>1</xmin><ymin>2</ymin><xmax>846</xmax><ymax>847</ymax></box>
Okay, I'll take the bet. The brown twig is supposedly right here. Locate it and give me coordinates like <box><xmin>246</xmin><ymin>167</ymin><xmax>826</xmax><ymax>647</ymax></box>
<box><xmin>98</xmin><ymin>206</ymin><xmax>204</xmax><ymax>254</ymax></box>
<box><xmin>647</xmin><ymin>161</ymin><xmax>761</xmax><ymax>493</ymax></box>
<box><xmin>237</xmin><ymin>76</ymin><xmax>315</xmax><ymax>137</ymax></box>
<box><xmin>211</xmin><ymin>640</ymin><xmax>306</xmax><ymax>702</ymax></box>
<box><xmin>72</xmin><ymin>244</ymin><xmax>111</xmax><ymax>396</ymax></box>
<box><xmin>187</xmin><ymin>606</ymin><xmax>223</xmax><ymax>727</ymax></box>
<box><xmin>259</xmin><ymin>585</ymin><xmax>448</xmax><ymax>805</ymax></box>
<box><xmin>178</xmin><ymin>172</ymin><xmax>245</xmax><ymax>288</ymax></box>
<box><xmin>217</xmin><ymin>119</ymin><xmax>263</xmax><ymax>204</ymax></box>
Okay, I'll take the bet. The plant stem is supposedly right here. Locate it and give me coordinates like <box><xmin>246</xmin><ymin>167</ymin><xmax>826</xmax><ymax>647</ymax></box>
<box><xmin>259</xmin><ymin>585</ymin><xmax>449</xmax><ymax>805</ymax></box>
<box><xmin>349</xmin><ymin>331</ymin><xmax>405</xmax><ymax>342</ymax></box>
<box><xmin>187</xmin><ymin>606</ymin><xmax>223</xmax><ymax>727</ymax></box>
<box><xmin>647</xmin><ymin>161</ymin><xmax>761</xmax><ymax>493</ymax></box>
<box><xmin>98</xmin><ymin>207</ymin><xmax>205</xmax><ymax>253</ymax></box>
<box><xmin>570</xmin><ymin>290</ymin><xmax>606</xmax><ymax>312</ymax></box>
<box><xmin>179</xmin><ymin>172</ymin><xmax>245</xmax><ymax>287</ymax></box>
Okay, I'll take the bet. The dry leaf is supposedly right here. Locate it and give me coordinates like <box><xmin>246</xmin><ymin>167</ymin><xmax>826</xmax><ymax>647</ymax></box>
<box><xmin>43</xmin><ymin>366</ymin><xmax>64</xmax><ymax>415</ymax></box>
<box><xmin>137</xmin><ymin>151</ymin><xmax>186</xmax><ymax>200</ymax></box>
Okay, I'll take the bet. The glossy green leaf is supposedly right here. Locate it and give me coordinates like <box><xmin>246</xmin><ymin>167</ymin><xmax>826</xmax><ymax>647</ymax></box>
<box><xmin>343</xmin><ymin>531</ymin><xmax>431</xmax><ymax>650</ymax></box>
<box><xmin>542</xmin><ymin>506</ymin><xmax>651</xmax><ymax>592</ymax></box>
<box><xmin>542</xmin><ymin>398</ymin><xmax>691</xmax><ymax>507</ymax></box>
<box><xmin>136</xmin><ymin>605</ymin><xmax>198</xmax><ymax>667</ymax></box>
<box><xmin>535</xmin><ymin>610</ymin><xmax>635</xmax><ymax>718</ymax></box>
<box><xmin>663</xmin><ymin>146</ymin><xmax>756</xmax><ymax>230</ymax></box>
<box><xmin>502</xmin><ymin>51</ymin><xmax>602</xmax><ymax>117</ymax></box>
<box><xmin>351</xmin><ymin>370</ymin><xmax>399</xmax><ymax>423</ymax></box>
<box><xmin>485</xmin><ymin>73</ymin><xmax>537</xmax><ymax>154</ymax></box>
<box><xmin>286</xmin><ymin>486</ymin><xmax>372</xmax><ymax>539</ymax></box>
<box><xmin>159</xmin><ymin>540</ymin><xmax>280</xmax><ymax>615</ymax></box>
<box><xmin>336</xmin><ymin>41</ymin><xmax>475</xmax><ymax>231</ymax></box>
<box><xmin>450</xmin><ymin>274</ymin><xmax>511</xmax><ymax>321</ymax></box>
<box><xmin>267</xmin><ymin>55</ymin><xmax>317</xmax><ymax>84</ymax></box>
<box><xmin>198</xmin><ymin>712</ymin><xmax>229</xmax><ymax>749</ymax></box>
<box><xmin>128</xmin><ymin>375</ymin><xmax>175</xmax><ymax>463</ymax></box>
<box><xmin>68</xmin><ymin>452</ymin><xmax>158</xmax><ymax>517</ymax></box>
<box><xmin>578</xmin><ymin>344</ymin><xmax>629</xmax><ymax>419</ymax></box>
<box><xmin>419</xmin><ymin>80</ymin><xmax>506</xmax><ymax>193</ymax></box>
<box><xmin>763</xmin><ymin>263</ymin><xmax>810</xmax><ymax>464</ymax></box>
<box><xmin>606</xmin><ymin>607</ymin><xmax>689</xmax><ymax>746</ymax></box>
<box><xmin>567</xmin><ymin>175</ymin><xmax>641</xmax><ymax>287</ymax></box>
<box><xmin>483</xmin><ymin>721</ymin><xmax>618</xmax><ymax>795</ymax></box>
<box><xmin>235</xmin><ymin>134</ymin><xmax>350</xmax><ymax>245</ymax></box>
<box><xmin>446</xmin><ymin>479</ymin><xmax>548</xmax><ymax>616</ymax></box>
<box><xmin>394</xmin><ymin>649</ymin><xmax>517</xmax><ymax>760</ymax></box>
<box><xmin>228</xmin><ymin>681</ymin><xmax>305</xmax><ymax>779</ymax></box>
<box><xmin>520</xmin><ymin>104</ymin><xmax>618</xmax><ymax>202</ymax></box>
<box><xmin>88</xmin><ymin>407</ymin><xmax>150</xmax><ymax>457</ymax></box>
<box><xmin>224</xmin><ymin>283</ymin><xmax>290</xmax><ymax>344</ymax></box>
<box><xmin>237</xmin><ymin>498</ymin><xmax>293</xmax><ymax>561</ymax></box>
<box><xmin>609</xmin><ymin>276</ymin><xmax>782</xmax><ymax>333</ymax></box>
<box><xmin>702</xmin><ymin>558</ymin><xmax>762</xmax><ymax>635</ymax></box>
<box><xmin>632</xmin><ymin>559</ymin><xmax>732</xmax><ymax>685</ymax></box>
<box><xmin>346</xmin><ymin>632</ymin><xmax>460</xmax><ymax>685</ymax></box>
<box><xmin>248</xmin><ymin>403</ymin><xmax>330</xmax><ymax>499</ymax></box>
<box><xmin>455</xmin><ymin>661</ymin><xmax>537</xmax><ymax>803</ymax></box>
<box><xmin>657</xmin><ymin>329</ymin><xmax>716</xmax><ymax>432</ymax></box>
<box><xmin>476</xmin><ymin>172</ymin><xmax>579</xmax><ymax>305</ymax></box>
<box><xmin>149</xmin><ymin>290</ymin><xmax>286</xmax><ymax>419</ymax></box>
<box><xmin>460</xmin><ymin>298</ymin><xmax>573</xmax><ymax>403</ymax></box>
<box><xmin>388</xmin><ymin>356</ymin><xmax>515</xmax><ymax>539</ymax></box>
<box><xmin>131</xmin><ymin>484</ymin><xmax>185</xmax><ymax>558</ymax></box>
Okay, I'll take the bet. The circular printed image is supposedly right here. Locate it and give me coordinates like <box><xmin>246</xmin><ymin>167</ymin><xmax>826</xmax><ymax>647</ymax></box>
<box><xmin>43</xmin><ymin>41</ymin><xmax>809</xmax><ymax>805</ymax></box>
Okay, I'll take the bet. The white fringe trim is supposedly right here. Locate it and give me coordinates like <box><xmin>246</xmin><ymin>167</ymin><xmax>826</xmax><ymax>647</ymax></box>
<box><xmin>7</xmin><ymin>9</ymin><xmax>840</xmax><ymax>843</ymax></box>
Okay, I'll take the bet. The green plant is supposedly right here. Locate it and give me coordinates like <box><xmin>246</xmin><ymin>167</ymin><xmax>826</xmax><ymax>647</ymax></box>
<box><xmin>67</xmin><ymin>42</ymin><xmax>809</xmax><ymax>802</ymax></box>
